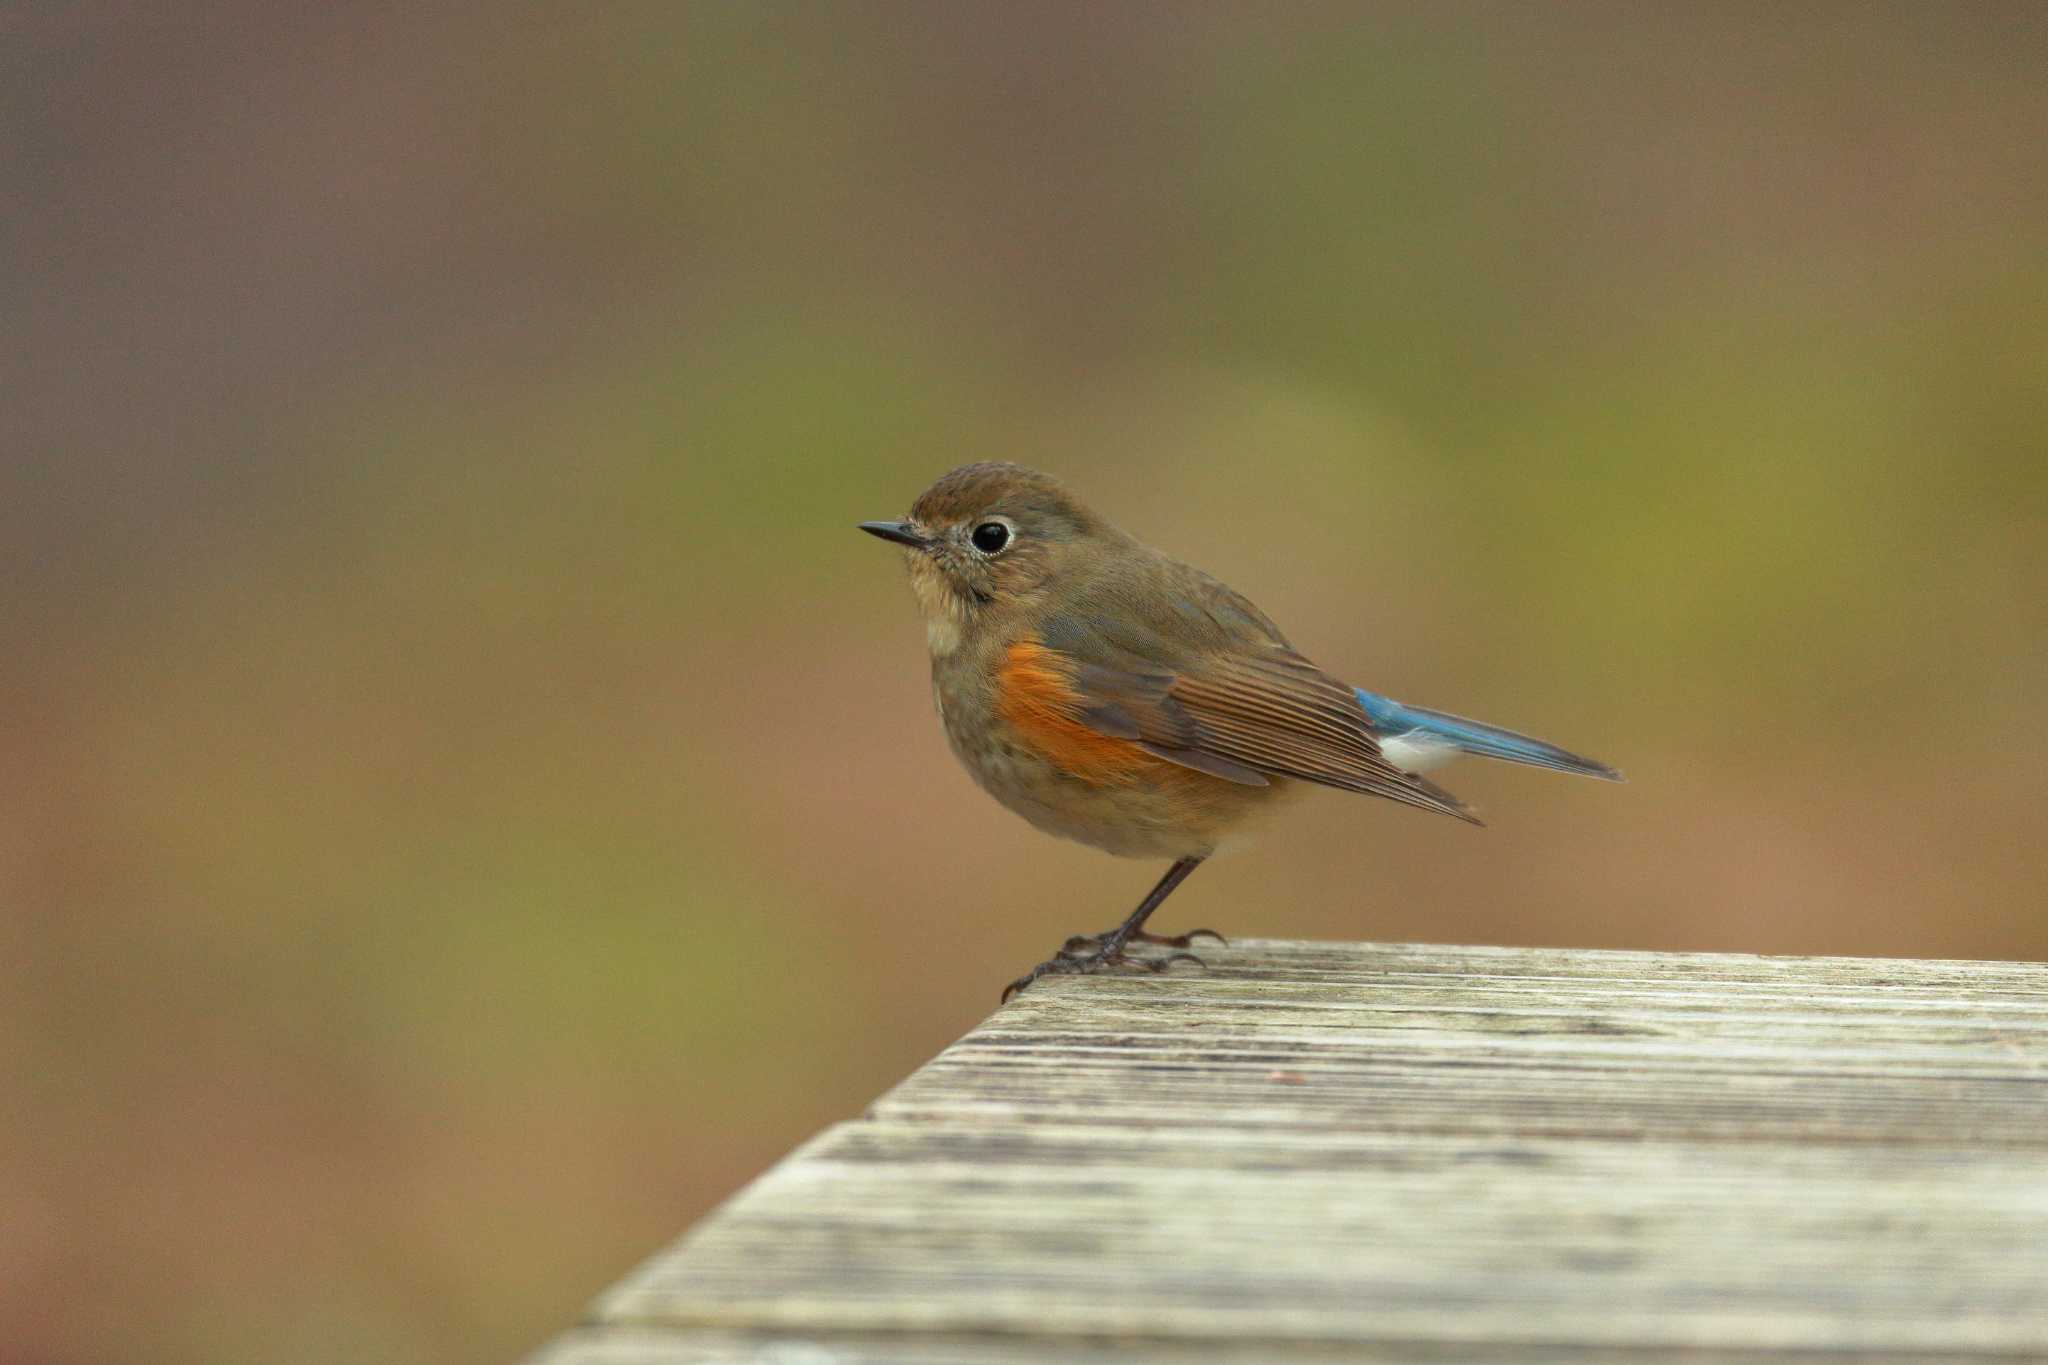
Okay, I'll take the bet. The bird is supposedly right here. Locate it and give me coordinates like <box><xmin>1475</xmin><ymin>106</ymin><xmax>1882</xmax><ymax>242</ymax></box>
<box><xmin>859</xmin><ymin>462</ymin><xmax>1620</xmax><ymax>1000</ymax></box>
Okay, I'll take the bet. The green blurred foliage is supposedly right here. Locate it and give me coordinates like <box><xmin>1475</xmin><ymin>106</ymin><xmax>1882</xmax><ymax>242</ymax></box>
<box><xmin>7</xmin><ymin>4</ymin><xmax>2045</xmax><ymax>1363</ymax></box>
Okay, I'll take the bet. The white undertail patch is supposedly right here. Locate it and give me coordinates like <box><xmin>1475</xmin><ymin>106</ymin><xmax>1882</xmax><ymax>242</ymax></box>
<box><xmin>1378</xmin><ymin>731</ymin><xmax>1459</xmax><ymax>773</ymax></box>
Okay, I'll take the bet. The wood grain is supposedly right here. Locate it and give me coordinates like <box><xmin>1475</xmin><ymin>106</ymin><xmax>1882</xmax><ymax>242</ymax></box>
<box><xmin>529</xmin><ymin>940</ymin><xmax>2048</xmax><ymax>1362</ymax></box>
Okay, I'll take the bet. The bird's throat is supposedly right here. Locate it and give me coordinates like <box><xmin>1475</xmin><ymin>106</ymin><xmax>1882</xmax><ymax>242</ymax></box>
<box><xmin>908</xmin><ymin>559</ymin><xmax>970</xmax><ymax>657</ymax></box>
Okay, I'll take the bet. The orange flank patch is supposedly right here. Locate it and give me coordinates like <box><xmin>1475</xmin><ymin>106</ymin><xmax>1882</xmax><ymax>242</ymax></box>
<box><xmin>994</xmin><ymin>641</ymin><xmax>1175</xmax><ymax>786</ymax></box>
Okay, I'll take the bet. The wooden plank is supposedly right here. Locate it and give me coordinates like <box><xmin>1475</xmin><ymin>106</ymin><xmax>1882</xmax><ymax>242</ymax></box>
<box><xmin>530</xmin><ymin>940</ymin><xmax>2048</xmax><ymax>1362</ymax></box>
<box><xmin>536</xmin><ymin>1325</ymin><xmax>2016</xmax><ymax>1365</ymax></box>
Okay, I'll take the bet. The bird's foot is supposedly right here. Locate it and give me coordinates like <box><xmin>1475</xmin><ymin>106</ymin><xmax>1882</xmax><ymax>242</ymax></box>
<box><xmin>1061</xmin><ymin>926</ymin><xmax>1227</xmax><ymax>953</ymax></box>
<box><xmin>1001</xmin><ymin>930</ymin><xmax>1217</xmax><ymax>1002</ymax></box>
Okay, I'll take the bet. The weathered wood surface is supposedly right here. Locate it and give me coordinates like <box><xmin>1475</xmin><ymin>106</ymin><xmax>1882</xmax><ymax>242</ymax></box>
<box><xmin>532</xmin><ymin>940</ymin><xmax>2048</xmax><ymax>1362</ymax></box>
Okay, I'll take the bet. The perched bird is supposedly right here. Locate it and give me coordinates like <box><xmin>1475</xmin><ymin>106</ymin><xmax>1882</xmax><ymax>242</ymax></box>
<box><xmin>860</xmin><ymin>463</ymin><xmax>1619</xmax><ymax>999</ymax></box>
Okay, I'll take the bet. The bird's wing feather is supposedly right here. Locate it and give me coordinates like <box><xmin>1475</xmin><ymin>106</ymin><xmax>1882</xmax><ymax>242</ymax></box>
<box><xmin>1037</xmin><ymin>609</ymin><xmax>1480</xmax><ymax>824</ymax></box>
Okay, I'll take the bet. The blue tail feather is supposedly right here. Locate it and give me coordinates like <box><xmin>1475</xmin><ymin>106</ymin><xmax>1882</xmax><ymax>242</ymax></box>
<box><xmin>1354</xmin><ymin>688</ymin><xmax>1622</xmax><ymax>781</ymax></box>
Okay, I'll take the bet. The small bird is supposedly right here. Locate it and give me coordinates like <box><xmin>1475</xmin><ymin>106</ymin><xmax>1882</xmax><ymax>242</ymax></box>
<box><xmin>861</xmin><ymin>463</ymin><xmax>1619</xmax><ymax>999</ymax></box>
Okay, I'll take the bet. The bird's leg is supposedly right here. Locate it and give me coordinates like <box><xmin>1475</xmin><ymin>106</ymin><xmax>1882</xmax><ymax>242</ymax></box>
<box><xmin>1003</xmin><ymin>856</ymin><xmax>1212</xmax><ymax>1001</ymax></box>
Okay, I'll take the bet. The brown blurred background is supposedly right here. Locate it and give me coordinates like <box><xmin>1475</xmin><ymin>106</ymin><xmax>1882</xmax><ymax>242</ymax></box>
<box><xmin>7</xmin><ymin>4</ymin><xmax>2046</xmax><ymax>1361</ymax></box>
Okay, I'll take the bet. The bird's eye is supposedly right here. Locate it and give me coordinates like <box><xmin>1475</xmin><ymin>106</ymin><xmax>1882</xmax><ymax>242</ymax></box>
<box><xmin>970</xmin><ymin>521</ymin><xmax>1011</xmax><ymax>555</ymax></box>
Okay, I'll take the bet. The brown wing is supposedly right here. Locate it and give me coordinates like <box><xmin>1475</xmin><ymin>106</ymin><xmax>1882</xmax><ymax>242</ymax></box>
<box><xmin>1057</xmin><ymin>635</ymin><xmax>1480</xmax><ymax>825</ymax></box>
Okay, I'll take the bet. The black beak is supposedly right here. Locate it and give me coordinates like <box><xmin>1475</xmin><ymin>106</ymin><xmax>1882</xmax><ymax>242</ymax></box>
<box><xmin>858</xmin><ymin>520</ymin><xmax>928</xmax><ymax>549</ymax></box>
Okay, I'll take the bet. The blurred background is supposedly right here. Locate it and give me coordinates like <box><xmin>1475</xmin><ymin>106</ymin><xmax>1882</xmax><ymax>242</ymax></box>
<box><xmin>8</xmin><ymin>3</ymin><xmax>2046</xmax><ymax>1361</ymax></box>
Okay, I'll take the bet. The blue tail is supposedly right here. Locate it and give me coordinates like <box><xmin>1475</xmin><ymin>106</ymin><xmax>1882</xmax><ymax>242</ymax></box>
<box><xmin>1354</xmin><ymin>688</ymin><xmax>1621</xmax><ymax>781</ymax></box>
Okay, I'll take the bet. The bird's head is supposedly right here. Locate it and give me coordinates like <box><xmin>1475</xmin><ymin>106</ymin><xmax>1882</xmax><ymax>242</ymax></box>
<box><xmin>860</xmin><ymin>462</ymin><xmax>1113</xmax><ymax>655</ymax></box>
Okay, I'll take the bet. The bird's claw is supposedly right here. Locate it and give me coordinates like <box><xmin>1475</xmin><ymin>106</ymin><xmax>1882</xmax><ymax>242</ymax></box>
<box><xmin>1153</xmin><ymin>927</ymin><xmax>1227</xmax><ymax>949</ymax></box>
<box><xmin>1003</xmin><ymin>933</ymin><xmax>1215</xmax><ymax>1001</ymax></box>
<box><xmin>1132</xmin><ymin>950</ymin><xmax>1205</xmax><ymax>973</ymax></box>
